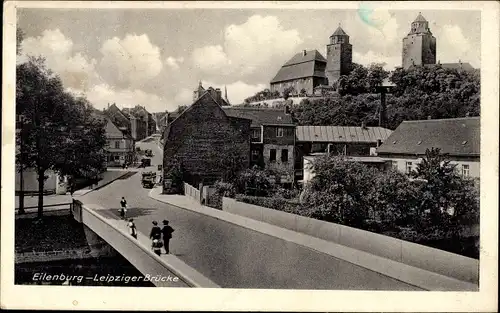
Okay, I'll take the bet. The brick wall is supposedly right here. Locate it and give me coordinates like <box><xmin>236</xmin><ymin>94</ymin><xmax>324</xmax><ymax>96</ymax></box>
<box><xmin>163</xmin><ymin>94</ymin><xmax>251</xmax><ymax>193</ymax></box>
<box><xmin>263</xmin><ymin>125</ymin><xmax>295</xmax><ymax>145</ymax></box>
<box><xmin>263</xmin><ymin>144</ymin><xmax>295</xmax><ymax>171</ymax></box>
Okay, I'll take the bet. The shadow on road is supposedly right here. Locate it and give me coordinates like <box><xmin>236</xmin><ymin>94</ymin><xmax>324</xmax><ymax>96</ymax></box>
<box><xmin>97</xmin><ymin>207</ymin><xmax>158</xmax><ymax>220</ymax></box>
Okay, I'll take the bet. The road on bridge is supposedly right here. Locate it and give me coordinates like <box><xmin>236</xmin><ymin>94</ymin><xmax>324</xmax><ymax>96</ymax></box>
<box><xmin>79</xmin><ymin>136</ymin><xmax>421</xmax><ymax>290</ymax></box>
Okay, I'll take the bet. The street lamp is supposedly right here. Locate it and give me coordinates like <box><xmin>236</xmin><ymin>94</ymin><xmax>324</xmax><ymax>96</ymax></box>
<box><xmin>375</xmin><ymin>79</ymin><xmax>395</xmax><ymax>128</ymax></box>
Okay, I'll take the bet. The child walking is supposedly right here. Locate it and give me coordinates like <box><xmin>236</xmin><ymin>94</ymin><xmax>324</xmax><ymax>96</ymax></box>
<box><xmin>151</xmin><ymin>239</ymin><xmax>163</xmax><ymax>256</ymax></box>
<box><xmin>128</xmin><ymin>219</ymin><xmax>137</xmax><ymax>239</ymax></box>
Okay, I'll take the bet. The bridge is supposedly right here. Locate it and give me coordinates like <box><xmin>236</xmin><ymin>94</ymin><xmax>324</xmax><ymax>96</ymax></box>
<box><xmin>69</xmin><ymin>135</ymin><xmax>478</xmax><ymax>290</ymax></box>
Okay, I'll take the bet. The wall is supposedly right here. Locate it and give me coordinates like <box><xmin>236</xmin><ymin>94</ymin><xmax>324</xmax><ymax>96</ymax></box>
<box><xmin>270</xmin><ymin>77</ymin><xmax>314</xmax><ymax>96</ymax></box>
<box><xmin>380</xmin><ymin>155</ymin><xmax>480</xmax><ymax>178</ymax></box>
<box><xmin>263</xmin><ymin>125</ymin><xmax>295</xmax><ymax>145</ymax></box>
<box><xmin>263</xmin><ymin>144</ymin><xmax>295</xmax><ymax>172</ymax></box>
<box><xmin>163</xmin><ymin>94</ymin><xmax>251</xmax><ymax>190</ymax></box>
<box><xmin>326</xmin><ymin>42</ymin><xmax>352</xmax><ymax>84</ymax></box>
<box><xmin>402</xmin><ymin>33</ymin><xmax>436</xmax><ymax>69</ymax></box>
<box><xmin>221</xmin><ymin>197</ymin><xmax>479</xmax><ymax>284</ymax></box>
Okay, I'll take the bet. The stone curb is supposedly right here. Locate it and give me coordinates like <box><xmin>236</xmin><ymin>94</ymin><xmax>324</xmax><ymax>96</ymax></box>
<box><xmin>148</xmin><ymin>187</ymin><xmax>478</xmax><ymax>291</ymax></box>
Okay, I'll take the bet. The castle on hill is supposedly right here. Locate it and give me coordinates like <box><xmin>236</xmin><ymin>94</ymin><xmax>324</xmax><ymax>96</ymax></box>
<box><xmin>270</xmin><ymin>13</ymin><xmax>476</xmax><ymax>97</ymax></box>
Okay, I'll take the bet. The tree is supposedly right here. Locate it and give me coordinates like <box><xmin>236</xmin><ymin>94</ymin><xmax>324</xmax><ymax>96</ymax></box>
<box><xmin>16</xmin><ymin>57</ymin><xmax>106</xmax><ymax>218</ymax></box>
<box><xmin>299</xmin><ymin>88</ymin><xmax>307</xmax><ymax>97</ymax></box>
<box><xmin>302</xmin><ymin>155</ymin><xmax>378</xmax><ymax>227</ymax></box>
<box><xmin>235</xmin><ymin>166</ymin><xmax>274</xmax><ymax>197</ymax></box>
<box><xmin>411</xmin><ymin>148</ymin><xmax>461</xmax><ymax>225</ymax></box>
<box><xmin>176</xmin><ymin>105</ymin><xmax>188</xmax><ymax>114</ymax></box>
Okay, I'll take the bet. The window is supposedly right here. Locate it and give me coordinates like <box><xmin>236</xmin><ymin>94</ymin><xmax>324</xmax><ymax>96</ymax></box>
<box><xmin>251</xmin><ymin>129</ymin><xmax>260</xmax><ymax>140</ymax></box>
<box><xmin>270</xmin><ymin>149</ymin><xmax>276</xmax><ymax>162</ymax></box>
<box><xmin>251</xmin><ymin>150</ymin><xmax>259</xmax><ymax>161</ymax></box>
<box><xmin>462</xmin><ymin>164</ymin><xmax>470</xmax><ymax>177</ymax></box>
<box><xmin>391</xmin><ymin>161</ymin><xmax>398</xmax><ymax>170</ymax></box>
<box><xmin>405</xmin><ymin>162</ymin><xmax>413</xmax><ymax>174</ymax></box>
<box><xmin>276</xmin><ymin>128</ymin><xmax>284</xmax><ymax>137</ymax></box>
<box><xmin>114</xmin><ymin>141</ymin><xmax>120</xmax><ymax>149</ymax></box>
<box><xmin>281</xmin><ymin>149</ymin><xmax>289</xmax><ymax>162</ymax></box>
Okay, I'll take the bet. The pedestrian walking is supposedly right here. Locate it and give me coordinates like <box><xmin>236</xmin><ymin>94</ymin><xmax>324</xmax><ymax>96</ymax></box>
<box><xmin>151</xmin><ymin>239</ymin><xmax>163</xmax><ymax>256</ymax></box>
<box><xmin>161</xmin><ymin>220</ymin><xmax>175</xmax><ymax>254</ymax></box>
<box><xmin>149</xmin><ymin>221</ymin><xmax>162</xmax><ymax>240</ymax></box>
<box><xmin>128</xmin><ymin>219</ymin><xmax>137</xmax><ymax>239</ymax></box>
<box><xmin>120</xmin><ymin>197</ymin><xmax>127</xmax><ymax>220</ymax></box>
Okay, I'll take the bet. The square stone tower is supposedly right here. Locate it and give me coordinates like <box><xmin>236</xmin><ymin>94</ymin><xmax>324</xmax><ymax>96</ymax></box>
<box><xmin>402</xmin><ymin>13</ymin><xmax>436</xmax><ymax>69</ymax></box>
<box><xmin>326</xmin><ymin>25</ymin><xmax>352</xmax><ymax>86</ymax></box>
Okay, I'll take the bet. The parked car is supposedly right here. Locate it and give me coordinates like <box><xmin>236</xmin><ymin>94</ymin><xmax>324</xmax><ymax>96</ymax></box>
<box><xmin>141</xmin><ymin>171</ymin><xmax>156</xmax><ymax>188</ymax></box>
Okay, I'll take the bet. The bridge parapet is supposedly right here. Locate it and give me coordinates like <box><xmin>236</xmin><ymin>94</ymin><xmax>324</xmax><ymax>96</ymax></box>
<box><xmin>71</xmin><ymin>198</ymin><xmax>219</xmax><ymax>288</ymax></box>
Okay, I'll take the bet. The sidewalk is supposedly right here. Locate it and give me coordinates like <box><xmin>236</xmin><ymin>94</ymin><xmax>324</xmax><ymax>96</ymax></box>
<box><xmin>16</xmin><ymin>170</ymin><xmax>137</xmax><ymax>210</ymax></box>
<box><xmin>148</xmin><ymin>187</ymin><xmax>478</xmax><ymax>291</ymax></box>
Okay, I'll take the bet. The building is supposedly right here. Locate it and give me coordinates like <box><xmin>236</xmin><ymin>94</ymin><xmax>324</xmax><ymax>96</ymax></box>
<box><xmin>162</xmin><ymin>92</ymin><xmax>251</xmax><ymax>194</ymax></box>
<box><xmin>193</xmin><ymin>82</ymin><xmax>230</xmax><ymax>106</ymax></box>
<box><xmin>270</xmin><ymin>50</ymin><xmax>328</xmax><ymax>96</ymax></box>
<box><xmin>122</xmin><ymin>105</ymin><xmax>157</xmax><ymax>140</ymax></box>
<box><xmin>325</xmin><ymin>25</ymin><xmax>353</xmax><ymax>85</ymax></box>
<box><xmin>223</xmin><ymin>106</ymin><xmax>296</xmax><ymax>183</ymax></box>
<box><xmin>402</xmin><ymin>13</ymin><xmax>477</xmax><ymax>72</ymax></box>
<box><xmin>103</xmin><ymin>118</ymin><xmax>135</xmax><ymax>167</ymax></box>
<box><xmin>376</xmin><ymin>117</ymin><xmax>480</xmax><ymax>178</ymax></box>
<box><xmin>295</xmin><ymin>124</ymin><xmax>393</xmax><ymax>182</ymax></box>
<box><xmin>402</xmin><ymin>12</ymin><xmax>436</xmax><ymax>69</ymax></box>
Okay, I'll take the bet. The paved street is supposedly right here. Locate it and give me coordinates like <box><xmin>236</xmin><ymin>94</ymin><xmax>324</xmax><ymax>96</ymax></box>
<box><xmin>78</xmin><ymin>136</ymin><xmax>421</xmax><ymax>290</ymax></box>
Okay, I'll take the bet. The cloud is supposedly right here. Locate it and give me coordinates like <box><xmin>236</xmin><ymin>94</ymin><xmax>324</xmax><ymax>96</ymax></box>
<box><xmin>192</xmin><ymin>15</ymin><xmax>303</xmax><ymax>76</ymax></box>
<box><xmin>202</xmin><ymin>80</ymin><xmax>267</xmax><ymax>105</ymax></box>
<box><xmin>20</xmin><ymin>29</ymin><xmax>99</xmax><ymax>91</ymax></box>
<box><xmin>99</xmin><ymin>34</ymin><xmax>163</xmax><ymax>87</ymax></box>
<box><xmin>435</xmin><ymin>24</ymin><xmax>478</xmax><ymax>66</ymax></box>
<box><xmin>174</xmin><ymin>88</ymin><xmax>194</xmax><ymax>105</ymax></box>
<box><xmin>165</xmin><ymin>56</ymin><xmax>185</xmax><ymax>70</ymax></box>
<box><xmin>68</xmin><ymin>84</ymin><xmax>174</xmax><ymax>112</ymax></box>
<box><xmin>191</xmin><ymin>45</ymin><xmax>230</xmax><ymax>72</ymax></box>
<box><xmin>353</xmin><ymin>51</ymin><xmax>401</xmax><ymax>70</ymax></box>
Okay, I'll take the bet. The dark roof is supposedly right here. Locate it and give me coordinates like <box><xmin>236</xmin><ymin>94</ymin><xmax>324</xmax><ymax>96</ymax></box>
<box><xmin>271</xmin><ymin>50</ymin><xmax>326</xmax><ymax>83</ymax></box>
<box><xmin>296</xmin><ymin>126</ymin><xmax>393</xmax><ymax>143</ymax></box>
<box><xmin>377</xmin><ymin>117</ymin><xmax>480</xmax><ymax>157</ymax></box>
<box><xmin>439</xmin><ymin>62</ymin><xmax>475</xmax><ymax>71</ymax></box>
<box><xmin>413</xmin><ymin>13</ymin><xmax>427</xmax><ymax>22</ymax></box>
<box><xmin>222</xmin><ymin>107</ymin><xmax>294</xmax><ymax>127</ymax></box>
<box><xmin>331</xmin><ymin>26</ymin><xmax>348</xmax><ymax>37</ymax></box>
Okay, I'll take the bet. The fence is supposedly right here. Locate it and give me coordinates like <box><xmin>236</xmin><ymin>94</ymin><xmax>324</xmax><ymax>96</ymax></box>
<box><xmin>184</xmin><ymin>182</ymin><xmax>200</xmax><ymax>202</ymax></box>
<box><xmin>222</xmin><ymin>197</ymin><xmax>479</xmax><ymax>284</ymax></box>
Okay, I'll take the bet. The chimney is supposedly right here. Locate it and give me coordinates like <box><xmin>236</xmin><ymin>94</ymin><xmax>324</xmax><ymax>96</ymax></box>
<box><xmin>284</xmin><ymin>105</ymin><xmax>290</xmax><ymax>114</ymax></box>
<box><xmin>361</xmin><ymin>121</ymin><xmax>367</xmax><ymax>129</ymax></box>
<box><xmin>427</xmin><ymin>115</ymin><xmax>432</xmax><ymax>120</ymax></box>
<box><xmin>303</xmin><ymin>50</ymin><xmax>307</xmax><ymax>56</ymax></box>
<box><xmin>216</xmin><ymin>88</ymin><xmax>222</xmax><ymax>102</ymax></box>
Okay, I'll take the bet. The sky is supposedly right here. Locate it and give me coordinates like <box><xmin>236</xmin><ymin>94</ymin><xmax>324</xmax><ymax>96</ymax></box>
<box><xmin>17</xmin><ymin>6</ymin><xmax>481</xmax><ymax>113</ymax></box>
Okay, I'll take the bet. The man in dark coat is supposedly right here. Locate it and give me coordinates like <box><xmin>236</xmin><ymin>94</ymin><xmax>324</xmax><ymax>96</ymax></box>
<box><xmin>149</xmin><ymin>221</ymin><xmax>162</xmax><ymax>240</ymax></box>
<box><xmin>161</xmin><ymin>220</ymin><xmax>175</xmax><ymax>254</ymax></box>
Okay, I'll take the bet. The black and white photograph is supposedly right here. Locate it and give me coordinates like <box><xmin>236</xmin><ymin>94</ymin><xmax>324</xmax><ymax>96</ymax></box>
<box><xmin>1</xmin><ymin>1</ymin><xmax>498</xmax><ymax>311</ymax></box>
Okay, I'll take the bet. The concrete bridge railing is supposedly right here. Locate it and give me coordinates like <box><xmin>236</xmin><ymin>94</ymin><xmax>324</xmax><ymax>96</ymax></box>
<box><xmin>71</xmin><ymin>199</ymin><xmax>218</xmax><ymax>288</ymax></box>
<box><xmin>222</xmin><ymin>197</ymin><xmax>479</xmax><ymax>285</ymax></box>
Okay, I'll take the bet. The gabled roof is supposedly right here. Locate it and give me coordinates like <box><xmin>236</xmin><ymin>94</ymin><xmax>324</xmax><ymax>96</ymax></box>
<box><xmin>413</xmin><ymin>13</ymin><xmax>427</xmax><ymax>22</ymax></box>
<box><xmin>271</xmin><ymin>50</ymin><xmax>327</xmax><ymax>83</ymax></box>
<box><xmin>331</xmin><ymin>26</ymin><xmax>348</xmax><ymax>37</ymax></box>
<box><xmin>296</xmin><ymin>126</ymin><xmax>393</xmax><ymax>143</ymax></box>
<box><xmin>222</xmin><ymin>107</ymin><xmax>294</xmax><ymax>127</ymax></box>
<box><xmin>377</xmin><ymin>117</ymin><xmax>480</xmax><ymax>157</ymax></box>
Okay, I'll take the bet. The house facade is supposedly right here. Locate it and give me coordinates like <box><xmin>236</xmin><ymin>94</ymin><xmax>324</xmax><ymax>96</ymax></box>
<box><xmin>223</xmin><ymin>107</ymin><xmax>296</xmax><ymax>184</ymax></box>
<box><xmin>104</xmin><ymin>118</ymin><xmax>135</xmax><ymax>167</ymax></box>
<box><xmin>162</xmin><ymin>92</ymin><xmax>251</xmax><ymax>194</ymax></box>
<box><xmin>377</xmin><ymin>117</ymin><xmax>480</xmax><ymax>179</ymax></box>
<box><xmin>295</xmin><ymin>125</ymin><xmax>393</xmax><ymax>182</ymax></box>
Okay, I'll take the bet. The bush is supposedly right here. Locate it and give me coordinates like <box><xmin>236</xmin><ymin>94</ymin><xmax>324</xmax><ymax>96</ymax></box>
<box><xmin>235</xmin><ymin>167</ymin><xmax>274</xmax><ymax>197</ymax></box>
<box><xmin>209</xmin><ymin>181</ymin><xmax>237</xmax><ymax>209</ymax></box>
<box><xmin>235</xmin><ymin>194</ymin><xmax>302</xmax><ymax>214</ymax></box>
